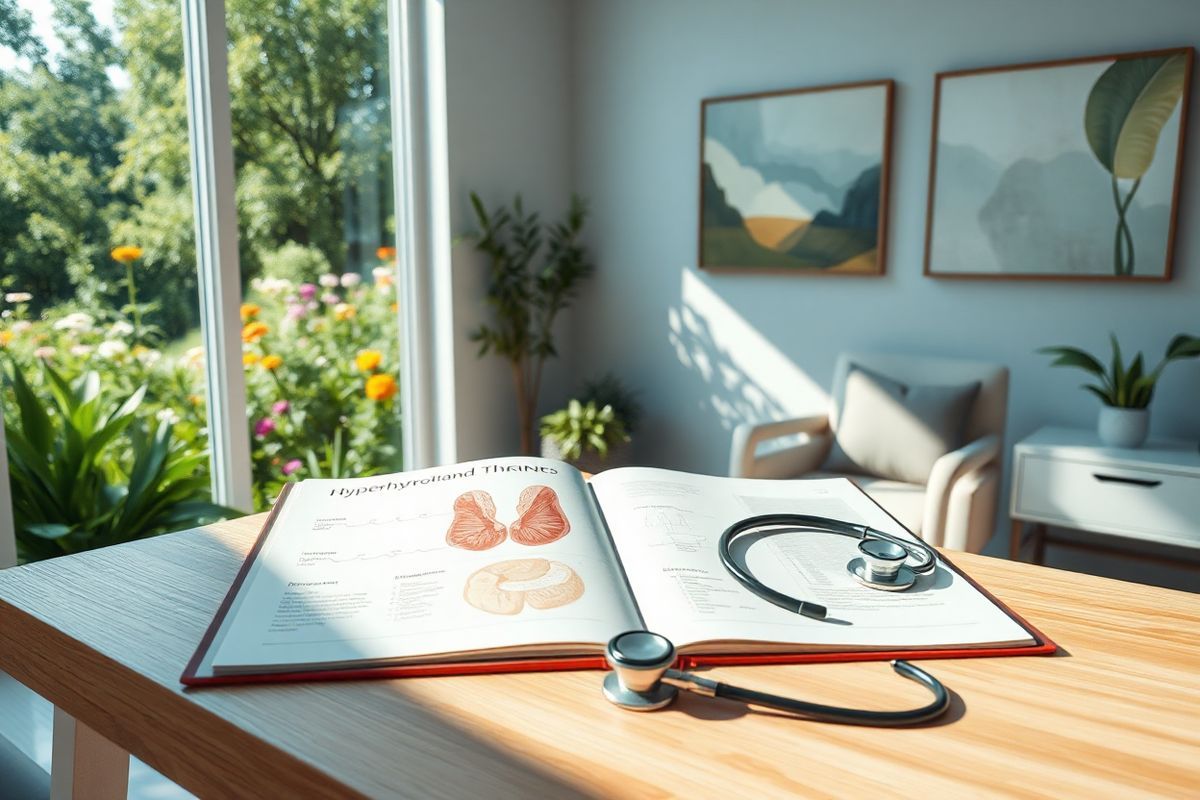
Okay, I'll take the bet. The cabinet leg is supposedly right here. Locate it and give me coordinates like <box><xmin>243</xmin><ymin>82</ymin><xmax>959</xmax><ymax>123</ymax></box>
<box><xmin>50</xmin><ymin>706</ymin><xmax>129</xmax><ymax>800</ymax></box>
<box><xmin>1032</xmin><ymin>524</ymin><xmax>1048</xmax><ymax>566</ymax></box>
<box><xmin>1009</xmin><ymin>520</ymin><xmax>1024</xmax><ymax>561</ymax></box>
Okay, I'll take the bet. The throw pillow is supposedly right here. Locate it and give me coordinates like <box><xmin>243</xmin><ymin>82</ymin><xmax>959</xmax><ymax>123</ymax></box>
<box><xmin>823</xmin><ymin>365</ymin><xmax>980</xmax><ymax>485</ymax></box>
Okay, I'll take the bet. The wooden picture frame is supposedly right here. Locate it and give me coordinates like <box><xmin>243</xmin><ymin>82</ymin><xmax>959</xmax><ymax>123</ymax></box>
<box><xmin>699</xmin><ymin>79</ymin><xmax>894</xmax><ymax>276</ymax></box>
<box><xmin>924</xmin><ymin>47</ymin><xmax>1193</xmax><ymax>281</ymax></box>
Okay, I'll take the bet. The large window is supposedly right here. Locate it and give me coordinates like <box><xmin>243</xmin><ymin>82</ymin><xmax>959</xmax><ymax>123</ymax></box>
<box><xmin>225</xmin><ymin>0</ymin><xmax>403</xmax><ymax>509</ymax></box>
<box><xmin>0</xmin><ymin>0</ymin><xmax>416</xmax><ymax>561</ymax></box>
<box><xmin>0</xmin><ymin>0</ymin><xmax>217</xmax><ymax>561</ymax></box>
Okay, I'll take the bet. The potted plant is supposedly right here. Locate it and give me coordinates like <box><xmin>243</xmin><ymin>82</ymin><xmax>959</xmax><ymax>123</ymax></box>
<box><xmin>540</xmin><ymin>399</ymin><xmax>630</xmax><ymax>473</ymax></box>
<box><xmin>1039</xmin><ymin>333</ymin><xmax>1200</xmax><ymax>448</ymax></box>
<box><xmin>469</xmin><ymin>193</ymin><xmax>593</xmax><ymax>454</ymax></box>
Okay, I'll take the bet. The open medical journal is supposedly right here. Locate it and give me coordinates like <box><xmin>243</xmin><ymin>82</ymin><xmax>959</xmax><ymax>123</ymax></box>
<box><xmin>183</xmin><ymin>458</ymin><xmax>1055</xmax><ymax>684</ymax></box>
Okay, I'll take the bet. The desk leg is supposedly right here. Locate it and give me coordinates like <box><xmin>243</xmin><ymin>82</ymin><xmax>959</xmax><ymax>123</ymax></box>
<box><xmin>1010</xmin><ymin>520</ymin><xmax>1023</xmax><ymax>562</ymax></box>
<box><xmin>50</xmin><ymin>707</ymin><xmax>129</xmax><ymax>800</ymax></box>
<box><xmin>1032</xmin><ymin>524</ymin><xmax>1048</xmax><ymax>566</ymax></box>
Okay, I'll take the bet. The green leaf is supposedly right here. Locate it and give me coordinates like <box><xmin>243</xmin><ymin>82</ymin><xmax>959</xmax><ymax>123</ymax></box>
<box><xmin>1082</xmin><ymin>384</ymin><xmax>1114</xmax><ymax>406</ymax></box>
<box><xmin>1038</xmin><ymin>346</ymin><xmax>1106</xmax><ymax>377</ymax></box>
<box><xmin>1085</xmin><ymin>53</ymin><xmax>1188</xmax><ymax>179</ymax></box>
<box><xmin>1165</xmin><ymin>334</ymin><xmax>1200</xmax><ymax>360</ymax></box>
<box><xmin>25</xmin><ymin>523</ymin><xmax>72</xmax><ymax>540</ymax></box>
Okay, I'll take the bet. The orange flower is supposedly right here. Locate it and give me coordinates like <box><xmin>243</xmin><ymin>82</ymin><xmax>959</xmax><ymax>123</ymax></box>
<box><xmin>243</xmin><ymin>352</ymin><xmax>259</xmax><ymax>366</ymax></box>
<box><xmin>188</xmin><ymin>394</ymin><xmax>204</xmax><ymax>406</ymax></box>
<box><xmin>0</xmin><ymin>331</ymin><xmax>11</xmax><ymax>347</ymax></box>
<box><xmin>389</xmin><ymin>302</ymin><xmax>399</xmax><ymax>313</ymax></box>
<box><xmin>355</xmin><ymin>349</ymin><xmax>382</xmax><ymax>371</ymax></box>
<box><xmin>240</xmin><ymin>302</ymin><xmax>261</xmax><ymax>320</ymax></box>
<box><xmin>110</xmin><ymin>245</ymin><xmax>144</xmax><ymax>264</ymax></box>
<box><xmin>261</xmin><ymin>354</ymin><xmax>284</xmax><ymax>370</ymax></box>
<box><xmin>376</xmin><ymin>245</ymin><xmax>397</xmax><ymax>261</ymax></box>
<box><xmin>365</xmin><ymin>373</ymin><xmax>398</xmax><ymax>401</ymax></box>
<box><xmin>242</xmin><ymin>321</ymin><xmax>269</xmax><ymax>342</ymax></box>
<box><xmin>333</xmin><ymin>303</ymin><xmax>356</xmax><ymax>321</ymax></box>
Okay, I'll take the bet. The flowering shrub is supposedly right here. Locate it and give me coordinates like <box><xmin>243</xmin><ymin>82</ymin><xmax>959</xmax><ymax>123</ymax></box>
<box><xmin>2</xmin><ymin>257</ymin><xmax>403</xmax><ymax>516</ymax></box>
<box><xmin>239</xmin><ymin>264</ymin><xmax>402</xmax><ymax>507</ymax></box>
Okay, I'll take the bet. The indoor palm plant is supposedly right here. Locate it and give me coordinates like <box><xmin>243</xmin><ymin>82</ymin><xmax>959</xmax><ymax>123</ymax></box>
<box><xmin>1039</xmin><ymin>333</ymin><xmax>1200</xmax><ymax>447</ymax></box>
<box><xmin>469</xmin><ymin>193</ymin><xmax>594</xmax><ymax>454</ymax></box>
<box><xmin>540</xmin><ymin>399</ymin><xmax>630</xmax><ymax>473</ymax></box>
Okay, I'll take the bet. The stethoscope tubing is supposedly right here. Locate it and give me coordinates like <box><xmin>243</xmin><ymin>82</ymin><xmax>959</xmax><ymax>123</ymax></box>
<box><xmin>711</xmin><ymin>658</ymin><xmax>950</xmax><ymax>725</ymax></box>
<box><xmin>718</xmin><ymin>514</ymin><xmax>938</xmax><ymax>620</ymax></box>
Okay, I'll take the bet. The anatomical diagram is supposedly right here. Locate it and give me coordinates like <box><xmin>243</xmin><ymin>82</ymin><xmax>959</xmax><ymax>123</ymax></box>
<box><xmin>445</xmin><ymin>486</ymin><xmax>570</xmax><ymax>550</ymax></box>
<box><xmin>508</xmin><ymin>485</ymin><xmax>571</xmax><ymax>546</ymax></box>
<box><xmin>445</xmin><ymin>490</ymin><xmax>507</xmax><ymax>551</ymax></box>
<box><xmin>463</xmin><ymin>559</ymin><xmax>585</xmax><ymax>615</ymax></box>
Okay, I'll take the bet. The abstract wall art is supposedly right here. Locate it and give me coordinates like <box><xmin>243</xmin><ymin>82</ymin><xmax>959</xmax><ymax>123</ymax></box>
<box><xmin>699</xmin><ymin>80</ymin><xmax>894</xmax><ymax>274</ymax></box>
<box><xmin>925</xmin><ymin>48</ymin><xmax>1193</xmax><ymax>281</ymax></box>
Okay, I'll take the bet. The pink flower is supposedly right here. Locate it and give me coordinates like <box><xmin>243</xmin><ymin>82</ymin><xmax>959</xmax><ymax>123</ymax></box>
<box><xmin>254</xmin><ymin>418</ymin><xmax>276</xmax><ymax>438</ymax></box>
<box><xmin>282</xmin><ymin>459</ymin><xmax>303</xmax><ymax>476</ymax></box>
<box><xmin>285</xmin><ymin>303</ymin><xmax>307</xmax><ymax>320</ymax></box>
<box><xmin>272</xmin><ymin>400</ymin><xmax>290</xmax><ymax>415</ymax></box>
<box><xmin>321</xmin><ymin>292</ymin><xmax>340</xmax><ymax>305</ymax></box>
<box><xmin>299</xmin><ymin>283</ymin><xmax>318</xmax><ymax>301</ymax></box>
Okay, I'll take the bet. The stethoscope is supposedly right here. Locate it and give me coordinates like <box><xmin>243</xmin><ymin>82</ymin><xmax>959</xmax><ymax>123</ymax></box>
<box><xmin>602</xmin><ymin>514</ymin><xmax>951</xmax><ymax>725</ymax></box>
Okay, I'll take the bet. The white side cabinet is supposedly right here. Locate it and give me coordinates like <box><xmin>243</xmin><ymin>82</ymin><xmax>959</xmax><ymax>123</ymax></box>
<box><xmin>1009</xmin><ymin>426</ymin><xmax>1200</xmax><ymax>563</ymax></box>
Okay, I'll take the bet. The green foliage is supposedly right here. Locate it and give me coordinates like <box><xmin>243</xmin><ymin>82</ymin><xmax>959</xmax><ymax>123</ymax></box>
<box><xmin>540</xmin><ymin>399</ymin><xmax>629</xmax><ymax>463</ymax></box>
<box><xmin>470</xmin><ymin>192</ymin><xmax>594</xmax><ymax>452</ymax></box>
<box><xmin>1084</xmin><ymin>53</ymin><xmax>1187</xmax><ymax>276</ymax></box>
<box><xmin>2</xmin><ymin>362</ymin><xmax>233</xmax><ymax>561</ymax></box>
<box><xmin>240</xmin><ymin>267</ymin><xmax>402</xmax><ymax>508</ymax></box>
<box><xmin>1039</xmin><ymin>333</ymin><xmax>1200</xmax><ymax>409</ymax></box>
<box><xmin>579</xmin><ymin>373</ymin><xmax>642</xmax><ymax>435</ymax></box>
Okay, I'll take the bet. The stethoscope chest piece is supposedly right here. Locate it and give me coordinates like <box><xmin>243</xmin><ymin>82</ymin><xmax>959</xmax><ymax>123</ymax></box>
<box><xmin>847</xmin><ymin>538</ymin><xmax>916</xmax><ymax>591</ymax></box>
<box><xmin>602</xmin><ymin>630</ymin><xmax>679</xmax><ymax>711</ymax></box>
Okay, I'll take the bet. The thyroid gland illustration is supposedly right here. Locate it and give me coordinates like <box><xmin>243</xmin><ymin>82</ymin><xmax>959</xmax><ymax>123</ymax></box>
<box><xmin>464</xmin><ymin>558</ymin><xmax>584</xmax><ymax>615</ymax></box>
<box><xmin>445</xmin><ymin>485</ymin><xmax>570</xmax><ymax>550</ymax></box>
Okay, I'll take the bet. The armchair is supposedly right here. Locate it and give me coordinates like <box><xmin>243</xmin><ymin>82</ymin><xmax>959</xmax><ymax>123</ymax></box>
<box><xmin>729</xmin><ymin>352</ymin><xmax>1008</xmax><ymax>553</ymax></box>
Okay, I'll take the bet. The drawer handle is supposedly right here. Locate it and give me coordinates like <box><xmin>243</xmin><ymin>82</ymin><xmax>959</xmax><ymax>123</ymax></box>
<box><xmin>1092</xmin><ymin>473</ymin><xmax>1162</xmax><ymax>488</ymax></box>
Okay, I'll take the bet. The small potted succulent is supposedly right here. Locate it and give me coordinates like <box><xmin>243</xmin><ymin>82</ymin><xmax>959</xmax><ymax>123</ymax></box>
<box><xmin>540</xmin><ymin>374</ymin><xmax>641</xmax><ymax>472</ymax></box>
<box><xmin>1039</xmin><ymin>333</ymin><xmax>1200</xmax><ymax>448</ymax></box>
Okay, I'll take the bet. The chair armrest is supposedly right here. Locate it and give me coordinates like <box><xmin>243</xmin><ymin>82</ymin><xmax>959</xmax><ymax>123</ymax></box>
<box><xmin>729</xmin><ymin>415</ymin><xmax>831</xmax><ymax>478</ymax></box>
<box><xmin>922</xmin><ymin>434</ymin><xmax>1001</xmax><ymax>548</ymax></box>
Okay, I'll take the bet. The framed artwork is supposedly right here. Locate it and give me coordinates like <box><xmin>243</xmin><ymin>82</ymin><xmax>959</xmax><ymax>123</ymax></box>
<box><xmin>699</xmin><ymin>79</ymin><xmax>894</xmax><ymax>275</ymax></box>
<box><xmin>925</xmin><ymin>47</ymin><xmax>1193</xmax><ymax>281</ymax></box>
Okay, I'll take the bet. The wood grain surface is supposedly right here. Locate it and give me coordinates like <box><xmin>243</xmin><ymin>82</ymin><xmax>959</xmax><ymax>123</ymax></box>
<box><xmin>0</xmin><ymin>514</ymin><xmax>1197</xmax><ymax>798</ymax></box>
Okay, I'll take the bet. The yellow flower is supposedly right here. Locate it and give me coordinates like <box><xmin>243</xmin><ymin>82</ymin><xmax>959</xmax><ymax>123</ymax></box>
<box><xmin>240</xmin><ymin>302</ymin><xmax>261</xmax><ymax>320</ymax></box>
<box><xmin>389</xmin><ymin>302</ymin><xmax>399</xmax><ymax>313</ymax></box>
<box><xmin>242</xmin><ymin>321</ymin><xmax>269</xmax><ymax>342</ymax></box>
<box><xmin>0</xmin><ymin>331</ymin><xmax>12</xmax><ymax>347</ymax></box>
<box><xmin>365</xmin><ymin>373</ymin><xmax>398</xmax><ymax>401</ymax></box>
<box><xmin>189</xmin><ymin>394</ymin><xmax>204</xmax><ymax>406</ymax></box>
<box><xmin>333</xmin><ymin>303</ymin><xmax>356</xmax><ymax>321</ymax></box>
<box><xmin>243</xmin><ymin>352</ymin><xmax>260</xmax><ymax>366</ymax></box>
<box><xmin>110</xmin><ymin>245</ymin><xmax>144</xmax><ymax>264</ymax></box>
<box><xmin>355</xmin><ymin>349</ymin><xmax>382</xmax><ymax>371</ymax></box>
<box><xmin>260</xmin><ymin>354</ymin><xmax>283</xmax><ymax>370</ymax></box>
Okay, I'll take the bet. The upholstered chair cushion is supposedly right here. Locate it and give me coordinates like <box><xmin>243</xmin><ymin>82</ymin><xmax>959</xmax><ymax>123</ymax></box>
<box><xmin>823</xmin><ymin>365</ymin><xmax>980</xmax><ymax>485</ymax></box>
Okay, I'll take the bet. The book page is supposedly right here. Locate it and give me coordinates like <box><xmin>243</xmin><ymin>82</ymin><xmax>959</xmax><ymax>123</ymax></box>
<box><xmin>589</xmin><ymin>468</ymin><xmax>1033</xmax><ymax>652</ymax></box>
<box><xmin>210</xmin><ymin>458</ymin><xmax>641</xmax><ymax>673</ymax></box>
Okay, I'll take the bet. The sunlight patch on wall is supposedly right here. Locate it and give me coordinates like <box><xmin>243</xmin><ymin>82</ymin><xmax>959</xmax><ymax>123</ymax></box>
<box><xmin>669</xmin><ymin>268</ymin><xmax>828</xmax><ymax>430</ymax></box>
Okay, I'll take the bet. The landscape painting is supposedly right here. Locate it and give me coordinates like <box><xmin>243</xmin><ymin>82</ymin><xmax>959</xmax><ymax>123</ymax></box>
<box><xmin>925</xmin><ymin>48</ymin><xmax>1193</xmax><ymax>280</ymax></box>
<box><xmin>700</xmin><ymin>80</ymin><xmax>893</xmax><ymax>274</ymax></box>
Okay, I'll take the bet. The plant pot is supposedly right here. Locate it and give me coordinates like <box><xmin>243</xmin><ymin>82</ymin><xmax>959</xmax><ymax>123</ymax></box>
<box><xmin>1097</xmin><ymin>406</ymin><xmax>1149</xmax><ymax>449</ymax></box>
<box><xmin>540</xmin><ymin>436</ymin><xmax>631</xmax><ymax>474</ymax></box>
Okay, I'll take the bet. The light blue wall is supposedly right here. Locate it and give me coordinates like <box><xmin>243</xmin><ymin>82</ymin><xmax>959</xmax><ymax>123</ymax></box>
<box><xmin>568</xmin><ymin>0</ymin><xmax>1200</xmax><ymax>572</ymax></box>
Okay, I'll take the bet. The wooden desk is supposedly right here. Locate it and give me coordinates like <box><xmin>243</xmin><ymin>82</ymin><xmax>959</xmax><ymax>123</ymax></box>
<box><xmin>0</xmin><ymin>515</ymin><xmax>1198</xmax><ymax>798</ymax></box>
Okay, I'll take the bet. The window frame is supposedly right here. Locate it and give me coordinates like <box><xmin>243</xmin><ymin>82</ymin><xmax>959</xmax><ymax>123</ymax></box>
<box><xmin>0</xmin><ymin>0</ymin><xmax>454</xmax><ymax>562</ymax></box>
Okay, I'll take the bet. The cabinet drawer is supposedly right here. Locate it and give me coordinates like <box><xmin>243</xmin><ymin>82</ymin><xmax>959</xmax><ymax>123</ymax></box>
<box><xmin>1014</xmin><ymin>454</ymin><xmax>1200</xmax><ymax>544</ymax></box>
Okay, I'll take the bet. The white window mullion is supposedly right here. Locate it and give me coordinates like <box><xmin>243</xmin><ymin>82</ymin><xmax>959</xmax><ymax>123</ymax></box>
<box><xmin>388</xmin><ymin>0</ymin><xmax>457</xmax><ymax>469</ymax></box>
<box><xmin>0</xmin><ymin>405</ymin><xmax>16</xmax><ymax>569</ymax></box>
<box><xmin>180</xmin><ymin>0</ymin><xmax>253</xmax><ymax>511</ymax></box>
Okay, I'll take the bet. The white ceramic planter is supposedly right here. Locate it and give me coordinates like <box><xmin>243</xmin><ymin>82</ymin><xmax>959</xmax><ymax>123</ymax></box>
<box><xmin>1097</xmin><ymin>406</ymin><xmax>1149</xmax><ymax>449</ymax></box>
